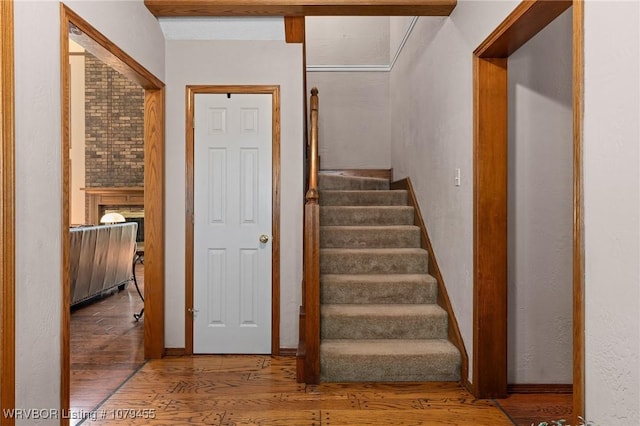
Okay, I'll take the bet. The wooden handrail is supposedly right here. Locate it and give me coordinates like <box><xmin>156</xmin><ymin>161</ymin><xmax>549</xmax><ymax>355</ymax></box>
<box><xmin>297</xmin><ymin>88</ymin><xmax>320</xmax><ymax>384</ymax></box>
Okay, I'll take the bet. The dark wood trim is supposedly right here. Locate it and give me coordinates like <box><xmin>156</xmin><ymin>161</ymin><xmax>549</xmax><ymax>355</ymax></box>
<box><xmin>472</xmin><ymin>55</ymin><xmax>508</xmax><ymax>399</ymax></box>
<box><xmin>0</xmin><ymin>0</ymin><xmax>15</xmax><ymax>423</ymax></box>
<box><xmin>508</xmin><ymin>384</ymin><xmax>573</xmax><ymax>394</ymax></box>
<box><xmin>475</xmin><ymin>0</ymin><xmax>572</xmax><ymax>58</ymax></box>
<box><xmin>61</xmin><ymin>4</ymin><xmax>166</xmax><ymax>421</ymax></box>
<box><xmin>572</xmin><ymin>0</ymin><xmax>585</xmax><ymax>423</ymax></box>
<box><xmin>320</xmin><ymin>169</ymin><xmax>393</xmax><ymax>181</ymax></box>
<box><xmin>144</xmin><ymin>0</ymin><xmax>457</xmax><ymax>17</ymax></box>
<box><xmin>472</xmin><ymin>0</ymin><xmax>581</xmax><ymax>401</ymax></box>
<box><xmin>284</xmin><ymin>16</ymin><xmax>304</xmax><ymax>43</ymax></box>
<box><xmin>144</xmin><ymin>87</ymin><xmax>166</xmax><ymax>359</ymax></box>
<box><xmin>185</xmin><ymin>85</ymin><xmax>282</xmax><ymax>356</ymax></box>
<box><xmin>391</xmin><ymin>177</ymin><xmax>469</xmax><ymax>386</ymax></box>
<box><xmin>164</xmin><ymin>348</ymin><xmax>186</xmax><ymax>357</ymax></box>
<box><xmin>67</xmin><ymin>12</ymin><xmax>163</xmax><ymax>90</ymax></box>
<box><xmin>278</xmin><ymin>348</ymin><xmax>298</xmax><ymax>357</ymax></box>
<box><xmin>60</xmin><ymin>6</ymin><xmax>72</xmax><ymax>422</ymax></box>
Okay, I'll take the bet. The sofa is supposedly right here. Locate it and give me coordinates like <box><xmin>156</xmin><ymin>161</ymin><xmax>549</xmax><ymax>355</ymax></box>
<box><xmin>69</xmin><ymin>222</ymin><xmax>137</xmax><ymax>306</ymax></box>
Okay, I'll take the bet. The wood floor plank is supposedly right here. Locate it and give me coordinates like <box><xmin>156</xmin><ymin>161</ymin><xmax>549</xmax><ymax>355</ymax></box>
<box><xmin>71</xmin><ymin>267</ymin><xmax>569</xmax><ymax>426</ymax></box>
<box><xmin>90</xmin><ymin>355</ymin><xmax>515</xmax><ymax>426</ymax></box>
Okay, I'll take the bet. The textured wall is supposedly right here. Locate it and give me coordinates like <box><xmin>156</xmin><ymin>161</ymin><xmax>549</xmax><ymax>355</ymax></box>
<box><xmin>13</xmin><ymin>1</ymin><xmax>165</xmax><ymax>421</ymax></box>
<box><xmin>84</xmin><ymin>53</ymin><xmax>144</xmax><ymax>188</ymax></box>
<box><xmin>164</xmin><ymin>40</ymin><xmax>304</xmax><ymax>350</ymax></box>
<box><xmin>389</xmin><ymin>1</ymin><xmax>521</xmax><ymax>383</ymax></box>
<box><xmin>583</xmin><ymin>1</ymin><xmax>640</xmax><ymax>423</ymax></box>
<box><xmin>507</xmin><ymin>9</ymin><xmax>573</xmax><ymax>384</ymax></box>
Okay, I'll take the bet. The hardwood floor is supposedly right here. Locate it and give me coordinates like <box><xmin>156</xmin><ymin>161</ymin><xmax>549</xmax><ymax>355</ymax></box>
<box><xmin>70</xmin><ymin>264</ymin><xmax>571</xmax><ymax>425</ymax></box>
<box><xmin>495</xmin><ymin>393</ymin><xmax>573</xmax><ymax>426</ymax></box>
<box><xmin>91</xmin><ymin>355</ymin><xmax>514</xmax><ymax>425</ymax></box>
<box><xmin>70</xmin><ymin>263</ymin><xmax>145</xmax><ymax>422</ymax></box>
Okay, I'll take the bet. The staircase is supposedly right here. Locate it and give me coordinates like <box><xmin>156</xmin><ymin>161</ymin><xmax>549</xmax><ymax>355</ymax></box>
<box><xmin>318</xmin><ymin>173</ymin><xmax>461</xmax><ymax>382</ymax></box>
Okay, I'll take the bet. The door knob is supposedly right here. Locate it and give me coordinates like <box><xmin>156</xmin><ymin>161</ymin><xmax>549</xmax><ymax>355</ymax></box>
<box><xmin>259</xmin><ymin>234</ymin><xmax>269</xmax><ymax>244</ymax></box>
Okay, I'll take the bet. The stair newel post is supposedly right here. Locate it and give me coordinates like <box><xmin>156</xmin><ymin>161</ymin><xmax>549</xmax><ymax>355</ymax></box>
<box><xmin>298</xmin><ymin>88</ymin><xmax>321</xmax><ymax>384</ymax></box>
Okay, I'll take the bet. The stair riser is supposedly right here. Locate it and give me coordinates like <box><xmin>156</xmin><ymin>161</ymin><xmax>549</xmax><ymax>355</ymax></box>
<box><xmin>319</xmin><ymin>175</ymin><xmax>390</xmax><ymax>190</ymax></box>
<box><xmin>321</xmin><ymin>251</ymin><xmax>428</xmax><ymax>274</ymax></box>
<box><xmin>320</xmin><ymin>227</ymin><xmax>421</xmax><ymax>249</ymax></box>
<box><xmin>320</xmin><ymin>191</ymin><xmax>408</xmax><ymax>206</ymax></box>
<box><xmin>321</xmin><ymin>281</ymin><xmax>437</xmax><ymax>304</ymax></box>
<box><xmin>321</xmin><ymin>313</ymin><xmax>447</xmax><ymax>339</ymax></box>
<box><xmin>320</xmin><ymin>353</ymin><xmax>460</xmax><ymax>382</ymax></box>
<box><xmin>320</xmin><ymin>207</ymin><xmax>414</xmax><ymax>226</ymax></box>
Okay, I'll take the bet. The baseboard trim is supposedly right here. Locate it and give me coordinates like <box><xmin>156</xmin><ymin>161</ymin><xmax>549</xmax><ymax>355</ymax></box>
<box><xmin>163</xmin><ymin>347</ymin><xmax>297</xmax><ymax>357</ymax></box>
<box><xmin>164</xmin><ymin>348</ymin><xmax>186</xmax><ymax>356</ymax></box>
<box><xmin>391</xmin><ymin>177</ymin><xmax>470</xmax><ymax>386</ymax></box>
<box><xmin>508</xmin><ymin>384</ymin><xmax>573</xmax><ymax>394</ymax></box>
<box><xmin>320</xmin><ymin>168</ymin><xmax>393</xmax><ymax>181</ymax></box>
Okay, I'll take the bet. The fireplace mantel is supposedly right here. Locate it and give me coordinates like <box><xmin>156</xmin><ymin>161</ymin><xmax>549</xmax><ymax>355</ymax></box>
<box><xmin>83</xmin><ymin>187</ymin><xmax>144</xmax><ymax>225</ymax></box>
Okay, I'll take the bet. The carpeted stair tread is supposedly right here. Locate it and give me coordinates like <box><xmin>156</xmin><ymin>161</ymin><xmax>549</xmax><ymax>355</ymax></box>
<box><xmin>320</xmin><ymin>206</ymin><xmax>415</xmax><ymax>226</ymax></box>
<box><xmin>320</xmin><ymin>190</ymin><xmax>408</xmax><ymax>206</ymax></box>
<box><xmin>322</xmin><ymin>303</ymin><xmax>447</xmax><ymax>340</ymax></box>
<box><xmin>321</xmin><ymin>274</ymin><xmax>437</xmax><ymax>304</ymax></box>
<box><xmin>321</xmin><ymin>248</ymin><xmax>428</xmax><ymax>274</ymax></box>
<box><xmin>321</xmin><ymin>339</ymin><xmax>461</xmax><ymax>382</ymax></box>
<box><xmin>320</xmin><ymin>225</ymin><xmax>421</xmax><ymax>248</ymax></box>
<box><xmin>316</xmin><ymin>172</ymin><xmax>461</xmax><ymax>383</ymax></box>
<box><xmin>319</xmin><ymin>174</ymin><xmax>390</xmax><ymax>190</ymax></box>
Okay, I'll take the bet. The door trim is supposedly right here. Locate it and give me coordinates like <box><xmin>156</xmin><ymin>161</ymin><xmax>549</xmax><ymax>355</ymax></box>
<box><xmin>60</xmin><ymin>4</ymin><xmax>166</xmax><ymax>421</ymax></box>
<box><xmin>1</xmin><ymin>0</ymin><xmax>16</xmax><ymax>423</ymax></box>
<box><xmin>472</xmin><ymin>0</ymin><xmax>584</xmax><ymax>421</ymax></box>
<box><xmin>185</xmin><ymin>85</ymin><xmax>281</xmax><ymax>355</ymax></box>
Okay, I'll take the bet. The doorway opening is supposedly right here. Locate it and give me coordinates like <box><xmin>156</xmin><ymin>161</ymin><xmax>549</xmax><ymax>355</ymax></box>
<box><xmin>60</xmin><ymin>4</ymin><xmax>165</xmax><ymax>417</ymax></box>
<box><xmin>472</xmin><ymin>0</ymin><xmax>583</xmax><ymax>423</ymax></box>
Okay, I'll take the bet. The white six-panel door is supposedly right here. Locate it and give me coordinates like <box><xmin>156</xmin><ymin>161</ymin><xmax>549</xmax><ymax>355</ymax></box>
<box><xmin>193</xmin><ymin>93</ymin><xmax>272</xmax><ymax>354</ymax></box>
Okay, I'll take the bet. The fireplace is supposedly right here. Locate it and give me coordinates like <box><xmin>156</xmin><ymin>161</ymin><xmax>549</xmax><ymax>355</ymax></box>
<box><xmin>84</xmin><ymin>187</ymin><xmax>144</xmax><ymax>242</ymax></box>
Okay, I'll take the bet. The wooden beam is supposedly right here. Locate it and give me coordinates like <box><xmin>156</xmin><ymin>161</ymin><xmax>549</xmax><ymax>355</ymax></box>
<box><xmin>284</xmin><ymin>16</ymin><xmax>304</xmax><ymax>43</ymax></box>
<box><xmin>144</xmin><ymin>0</ymin><xmax>457</xmax><ymax>16</ymax></box>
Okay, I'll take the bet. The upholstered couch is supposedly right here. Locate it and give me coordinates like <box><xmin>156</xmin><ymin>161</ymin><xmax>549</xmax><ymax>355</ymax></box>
<box><xmin>69</xmin><ymin>222</ymin><xmax>137</xmax><ymax>306</ymax></box>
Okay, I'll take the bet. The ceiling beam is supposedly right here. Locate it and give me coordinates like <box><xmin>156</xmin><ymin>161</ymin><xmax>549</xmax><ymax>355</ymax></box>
<box><xmin>144</xmin><ymin>0</ymin><xmax>457</xmax><ymax>17</ymax></box>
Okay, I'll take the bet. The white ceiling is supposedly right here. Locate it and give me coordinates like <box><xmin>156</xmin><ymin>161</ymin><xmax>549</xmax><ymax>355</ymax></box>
<box><xmin>159</xmin><ymin>17</ymin><xmax>285</xmax><ymax>41</ymax></box>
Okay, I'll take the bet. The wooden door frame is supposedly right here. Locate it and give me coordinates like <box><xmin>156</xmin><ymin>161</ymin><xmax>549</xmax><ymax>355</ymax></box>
<box><xmin>472</xmin><ymin>0</ymin><xmax>584</xmax><ymax>421</ymax></box>
<box><xmin>1</xmin><ymin>0</ymin><xmax>16</xmax><ymax>423</ymax></box>
<box><xmin>60</xmin><ymin>4</ymin><xmax>166</xmax><ymax>421</ymax></box>
<box><xmin>185</xmin><ymin>85</ymin><xmax>281</xmax><ymax>356</ymax></box>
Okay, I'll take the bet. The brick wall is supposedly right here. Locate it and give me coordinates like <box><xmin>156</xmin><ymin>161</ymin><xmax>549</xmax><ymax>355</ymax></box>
<box><xmin>85</xmin><ymin>53</ymin><xmax>144</xmax><ymax>188</ymax></box>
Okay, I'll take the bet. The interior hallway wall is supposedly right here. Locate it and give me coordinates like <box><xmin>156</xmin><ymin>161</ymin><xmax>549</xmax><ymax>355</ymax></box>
<box><xmin>507</xmin><ymin>8</ymin><xmax>573</xmax><ymax>384</ymax></box>
<box><xmin>583</xmin><ymin>1</ymin><xmax>640</xmax><ymax>422</ymax></box>
<box><xmin>13</xmin><ymin>1</ymin><xmax>164</xmax><ymax>421</ymax></box>
<box><xmin>389</xmin><ymin>0</ymin><xmax>521</xmax><ymax>383</ymax></box>
<box><xmin>164</xmin><ymin>40</ymin><xmax>304</xmax><ymax>350</ymax></box>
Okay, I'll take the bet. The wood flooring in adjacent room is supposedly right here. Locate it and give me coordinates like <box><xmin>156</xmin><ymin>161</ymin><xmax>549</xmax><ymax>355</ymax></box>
<box><xmin>70</xmin><ymin>263</ymin><xmax>572</xmax><ymax>426</ymax></box>
<box><xmin>70</xmin><ymin>263</ymin><xmax>145</xmax><ymax>421</ymax></box>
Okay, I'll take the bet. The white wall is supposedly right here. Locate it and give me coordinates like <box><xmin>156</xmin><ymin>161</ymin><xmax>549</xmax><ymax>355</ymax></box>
<box><xmin>309</xmin><ymin>72</ymin><xmax>390</xmax><ymax>169</ymax></box>
<box><xmin>164</xmin><ymin>40</ymin><xmax>304</xmax><ymax>349</ymax></box>
<box><xmin>306</xmin><ymin>17</ymin><xmax>391</xmax><ymax>169</ymax></box>
<box><xmin>507</xmin><ymin>9</ymin><xmax>573</xmax><ymax>384</ymax></box>
<box><xmin>583</xmin><ymin>0</ymin><xmax>640</xmax><ymax>423</ymax></box>
<box><xmin>389</xmin><ymin>0</ymin><xmax>521</xmax><ymax>383</ymax></box>
<box><xmin>13</xmin><ymin>1</ymin><xmax>164</xmax><ymax>422</ymax></box>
